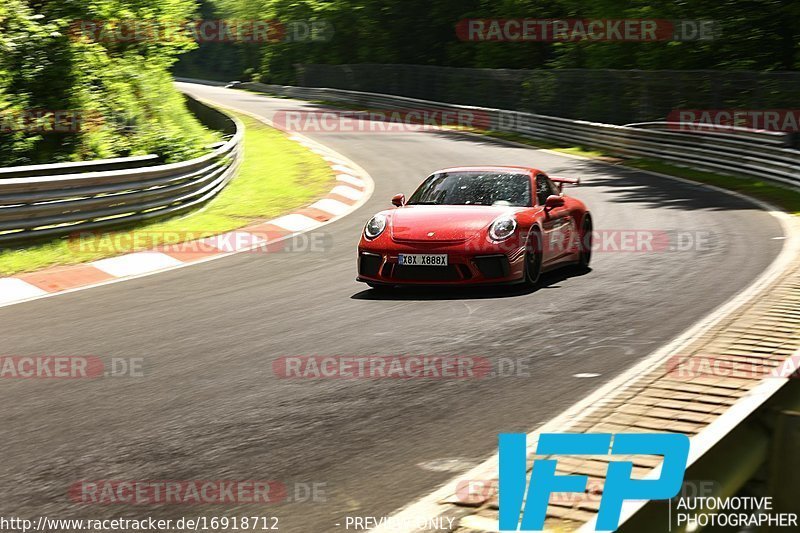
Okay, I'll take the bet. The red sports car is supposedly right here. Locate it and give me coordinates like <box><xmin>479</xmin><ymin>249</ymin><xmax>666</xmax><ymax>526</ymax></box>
<box><xmin>356</xmin><ymin>166</ymin><xmax>592</xmax><ymax>289</ymax></box>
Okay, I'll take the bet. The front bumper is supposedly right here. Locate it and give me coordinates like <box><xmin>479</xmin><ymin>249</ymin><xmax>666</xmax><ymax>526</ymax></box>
<box><xmin>357</xmin><ymin>241</ymin><xmax>526</xmax><ymax>285</ymax></box>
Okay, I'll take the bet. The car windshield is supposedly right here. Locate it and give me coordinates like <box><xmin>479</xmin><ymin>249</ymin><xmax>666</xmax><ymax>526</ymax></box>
<box><xmin>406</xmin><ymin>172</ymin><xmax>532</xmax><ymax>207</ymax></box>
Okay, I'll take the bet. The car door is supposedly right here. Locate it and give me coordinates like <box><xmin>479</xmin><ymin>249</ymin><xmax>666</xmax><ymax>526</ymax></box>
<box><xmin>536</xmin><ymin>174</ymin><xmax>575</xmax><ymax>264</ymax></box>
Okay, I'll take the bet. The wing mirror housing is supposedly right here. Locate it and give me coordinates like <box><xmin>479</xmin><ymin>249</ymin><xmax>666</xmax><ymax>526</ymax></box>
<box><xmin>545</xmin><ymin>195</ymin><xmax>565</xmax><ymax>209</ymax></box>
<box><xmin>391</xmin><ymin>194</ymin><xmax>406</xmax><ymax>207</ymax></box>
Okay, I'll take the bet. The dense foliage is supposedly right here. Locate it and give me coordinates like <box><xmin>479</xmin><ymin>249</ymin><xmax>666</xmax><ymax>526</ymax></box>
<box><xmin>1</xmin><ymin>0</ymin><xmax>213</xmax><ymax>165</ymax></box>
<box><xmin>3</xmin><ymin>0</ymin><xmax>797</xmax><ymax>164</ymax></box>
<box><xmin>176</xmin><ymin>0</ymin><xmax>800</xmax><ymax>84</ymax></box>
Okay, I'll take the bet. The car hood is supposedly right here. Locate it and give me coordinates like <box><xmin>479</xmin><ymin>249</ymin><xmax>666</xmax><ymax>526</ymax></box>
<box><xmin>389</xmin><ymin>205</ymin><xmax>521</xmax><ymax>242</ymax></box>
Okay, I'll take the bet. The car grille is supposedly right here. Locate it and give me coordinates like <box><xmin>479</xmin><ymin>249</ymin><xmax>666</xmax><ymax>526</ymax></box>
<box><xmin>391</xmin><ymin>264</ymin><xmax>462</xmax><ymax>281</ymax></box>
<box><xmin>473</xmin><ymin>255</ymin><xmax>511</xmax><ymax>279</ymax></box>
<box><xmin>359</xmin><ymin>252</ymin><xmax>383</xmax><ymax>277</ymax></box>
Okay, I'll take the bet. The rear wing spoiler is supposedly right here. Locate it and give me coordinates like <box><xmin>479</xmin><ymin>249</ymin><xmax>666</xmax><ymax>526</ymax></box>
<box><xmin>550</xmin><ymin>176</ymin><xmax>581</xmax><ymax>192</ymax></box>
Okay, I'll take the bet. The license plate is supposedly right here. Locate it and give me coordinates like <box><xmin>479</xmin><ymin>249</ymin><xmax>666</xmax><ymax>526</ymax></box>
<box><xmin>398</xmin><ymin>254</ymin><xmax>448</xmax><ymax>266</ymax></box>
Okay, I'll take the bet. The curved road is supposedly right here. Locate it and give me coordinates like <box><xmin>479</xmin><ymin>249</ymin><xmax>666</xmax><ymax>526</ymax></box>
<box><xmin>0</xmin><ymin>83</ymin><xmax>785</xmax><ymax>531</ymax></box>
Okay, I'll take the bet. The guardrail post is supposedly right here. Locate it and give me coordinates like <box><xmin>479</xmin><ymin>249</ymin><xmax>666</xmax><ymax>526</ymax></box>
<box><xmin>767</xmin><ymin>409</ymin><xmax>800</xmax><ymax>528</ymax></box>
<box><xmin>616</xmin><ymin>422</ymin><xmax>769</xmax><ymax>533</ymax></box>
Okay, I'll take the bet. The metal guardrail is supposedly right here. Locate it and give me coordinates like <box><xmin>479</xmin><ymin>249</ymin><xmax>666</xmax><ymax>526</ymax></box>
<box><xmin>240</xmin><ymin>82</ymin><xmax>800</xmax><ymax>189</ymax></box>
<box><xmin>618</xmin><ymin>379</ymin><xmax>800</xmax><ymax>533</ymax></box>
<box><xmin>0</xmin><ymin>155</ymin><xmax>162</xmax><ymax>180</ymax></box>
<box><xmin>0</xmin><ymin>95</ymin><xmax>243</xmax><ymax>246</ymax></box>
<box><xmin>623</xmin><ymin>121</ymin><xmax>793</xmax><ymax>147</ymax></box>
<box><xmin>174</xmin><ymin>77</ymin><xmax>231</xmax><ymax>88</ymax></box>
<box><xmin>297</xmin><ymin>65</ymin><xmax>800</xmax><ymax>126</ymax></box>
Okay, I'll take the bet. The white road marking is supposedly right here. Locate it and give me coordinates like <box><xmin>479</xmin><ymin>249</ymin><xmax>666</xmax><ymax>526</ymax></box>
<box><xmin>324</xmin><ymin>156</ymin><xmax>349</xmax><ymax>166</ymax></box>
<box><xmin>332</xmin><ymin>164</ymin><xmax>355</xmax><ymax>174</ymax></box>
<box><xmin>336</xmin><ymin>174</ymin><xmax>366</xmax><ymax>188</ymax></box>
<box><xmin>201</xmin><ymin>231</ymin><xmax>267</xmax><ymax>252</ymax></box>
<box><xmin>270</xmin><ymin>213</ymin><xmax>321</xmax><ymax>232</ymax></box>
<box><xmin>311</xmin><ymin>198</ymin><xmax>351</xmax><ymax>216</ymax></box>
<box><xmin>573</xmin><ymin>373</ymin><xmax>601</xmax><ymax>378</ymax></box>
<box><xmin>0</xmin><ymin>279</ymin><xmax>48</xmax><ymax>305</ymax></box>
<box><xmin>417</xmin><ymin>458</ymin><xmax>479</xmax><ymax>473</ymax></box>
<box><xmin>91</xmin><ymin>252</ymin><xmax>184</xmax><ymax>278</ymax></box>
<box><xmin>331</xmin><ymin>185</ymin><xmax>363</xmax><ymax>201</ymax></box>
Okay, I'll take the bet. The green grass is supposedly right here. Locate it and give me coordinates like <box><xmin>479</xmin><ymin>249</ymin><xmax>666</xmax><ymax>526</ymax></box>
<box><xmin>0</xmin><ymin>111</ymin><xmax>334</xmax><ymax>275</ymax></box>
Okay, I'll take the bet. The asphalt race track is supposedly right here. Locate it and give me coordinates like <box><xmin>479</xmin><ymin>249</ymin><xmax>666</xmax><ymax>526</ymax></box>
<box><xmin>0</xmin><ymin>83</ymin><xmax>785</xmax><ymax>531</ymax></box>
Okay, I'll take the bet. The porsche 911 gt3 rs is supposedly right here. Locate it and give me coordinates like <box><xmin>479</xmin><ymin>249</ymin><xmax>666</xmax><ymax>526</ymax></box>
<box><xmin>357</xmin><ymin>166</ymin><xmax>592</xmax><ymax>289</ymax></box>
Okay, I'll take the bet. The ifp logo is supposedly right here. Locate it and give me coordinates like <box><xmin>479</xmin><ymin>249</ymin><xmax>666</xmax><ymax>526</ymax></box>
<box><xmin>499</xmin><ymin>433</ymin><xmax>690</xmax><ymax>531</ymax></box>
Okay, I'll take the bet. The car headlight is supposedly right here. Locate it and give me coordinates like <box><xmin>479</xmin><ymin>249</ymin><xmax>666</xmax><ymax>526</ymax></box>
<box><xmin>364</xmin><ymin>214</ymin><xmax>387</xmax><ymax>239</ymax></box>
<box><xmin>489</xmin><ymin>216</ymin><xmax>517</xmax><ymax>241</ymax></box>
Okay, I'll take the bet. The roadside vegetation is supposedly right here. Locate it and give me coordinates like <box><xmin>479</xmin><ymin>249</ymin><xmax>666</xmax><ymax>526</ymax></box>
<box><xmin>0</xmin><ymin>0</ymin><xmax>213</xmax><ymax>165</ymax></box>
<box><xmin>176</xmin><ymin>0</ymin><xmax>799</xmax><ymax>84</ymax></box>
<box><xmin>0</xmin><ymin>111</ymin><xmax>334</xmax><ymax>275</ymax></box>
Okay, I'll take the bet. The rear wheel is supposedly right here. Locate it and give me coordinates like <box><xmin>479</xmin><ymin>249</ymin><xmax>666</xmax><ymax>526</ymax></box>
<box><xmin>577</xmin><ymin>216</ymin><xmax>593</xmax><ymax>270</ymax></box>
<box><xmin>524</xmin><ymin>228</ymin><xmax>543</xmax><ymax>288</ymax></box>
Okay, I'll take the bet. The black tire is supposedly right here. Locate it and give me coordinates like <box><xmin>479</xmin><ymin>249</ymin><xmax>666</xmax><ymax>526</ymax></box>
<box><xmin>577</xmin><ymin>216</ymin><xmax>593</xmax><ymax>270</ymax></box>
<box><xmin>524</xmin><ymin>228</ymin><xmax>543</xmax><ymax>288</ymax></box>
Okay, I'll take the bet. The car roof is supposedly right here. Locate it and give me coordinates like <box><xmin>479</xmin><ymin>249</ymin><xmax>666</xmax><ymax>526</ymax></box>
<box><xmin>433</xmin><ymin>165</ymin><xmax>543</xmax><ymax>176</ymax></box>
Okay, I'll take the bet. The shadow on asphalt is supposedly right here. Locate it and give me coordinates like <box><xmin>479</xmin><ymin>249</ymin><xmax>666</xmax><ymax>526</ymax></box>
<box><xmin>351</xmin><ymin>266</ymin><xmax>592</xmax><ymax>301</ymax></box>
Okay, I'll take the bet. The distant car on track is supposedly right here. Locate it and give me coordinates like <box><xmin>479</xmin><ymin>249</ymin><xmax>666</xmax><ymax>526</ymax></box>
<box><xmin>356</xmin><ymin>166</ymin><xmax>592</xmax><ymax>289</ymax></box>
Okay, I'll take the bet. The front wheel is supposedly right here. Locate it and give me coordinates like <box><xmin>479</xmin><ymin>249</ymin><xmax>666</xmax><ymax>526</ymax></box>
<box><xmin>524</xmin><ymin>229</ymin><xmax>543</xmax><ymax>288</ymax></box>
<box><xmin>577</xmin><ymin>216</ymin><xmax>593</xmax><ymax>270</ymax></box>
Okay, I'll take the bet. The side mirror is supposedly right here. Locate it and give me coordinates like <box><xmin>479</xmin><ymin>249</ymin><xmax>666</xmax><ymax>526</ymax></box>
<box><xmin>545</xmin><ymin>195</ymin><xmax>565</xmax><ymax>209</ymax></box>
<box><xmin>391</xmin><ymin>194</ymin><xmax>406</xmax><ymax>207</ymax></box>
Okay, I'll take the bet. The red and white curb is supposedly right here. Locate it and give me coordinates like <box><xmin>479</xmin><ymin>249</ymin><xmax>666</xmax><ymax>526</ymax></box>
<box><xmin>0</xmin><ymin>128</ymin><xmax>374</xmax><ymax>309</ymax></box>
